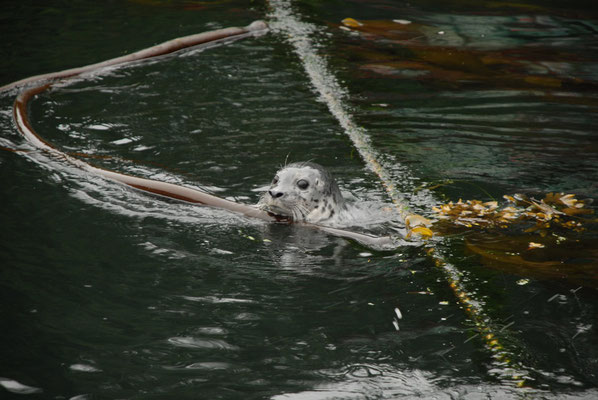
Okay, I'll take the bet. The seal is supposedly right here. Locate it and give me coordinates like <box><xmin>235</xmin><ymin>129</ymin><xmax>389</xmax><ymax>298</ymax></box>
<box><xmin>257</xmin><ymin>161</ymin><xmax>346</xmax><ymax>223</ymax></box>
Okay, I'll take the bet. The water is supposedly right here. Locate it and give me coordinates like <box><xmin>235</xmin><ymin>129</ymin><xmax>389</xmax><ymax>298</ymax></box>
<box><xmin>1</xmin><ymin>0</ymin><xmax>598</xmax><ymax>399</ymax></box>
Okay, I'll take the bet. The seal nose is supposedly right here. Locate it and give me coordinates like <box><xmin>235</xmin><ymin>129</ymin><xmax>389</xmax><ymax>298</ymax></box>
<box><xmin>269</xmin><ymin>190</ymin><xmax>284</xmax><ymax>199</ymax></box>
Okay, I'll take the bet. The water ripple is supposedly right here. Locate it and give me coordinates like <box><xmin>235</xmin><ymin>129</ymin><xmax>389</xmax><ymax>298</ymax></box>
<box><xmin>167</xmin><ymin>336</ymin><xmax>240</xmax><ymax>351</ymax></box>
<box><xmin>0</xmin><ymin>377</ymin><xmax>43</xmax><ymax>395</ymax></box>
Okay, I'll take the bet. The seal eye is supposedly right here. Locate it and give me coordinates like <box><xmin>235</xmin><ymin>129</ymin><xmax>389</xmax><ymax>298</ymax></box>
<box><xmin>272</xmin><ymin>176</ymin><xmax>279</xmax><ymax>185</ymax></box>
<box><xmin>297</xmin><ymin>179</ymin><xmax>309</xmax><ymax>190</ymax></box>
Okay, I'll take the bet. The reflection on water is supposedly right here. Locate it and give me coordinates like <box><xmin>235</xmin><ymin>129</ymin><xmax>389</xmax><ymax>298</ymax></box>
<box><xmin>1</xmin><ymin>0</ymin><xmax>598</xmax><ymax>399</ymax></box>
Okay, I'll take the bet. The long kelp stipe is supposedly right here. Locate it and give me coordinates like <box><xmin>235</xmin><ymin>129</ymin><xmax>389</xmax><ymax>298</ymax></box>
<box><xmin>9</xmin><ymin>22</ymin><xmax>273</xmax><ymax>222</ymax></box>
<box><xmin>268</xmin><ymin>0</ymin><xmax>529</xmax><ymax>386</ymax></box>
<box><xmin>4</xmin><ymin>21</ymin><xmax>398</xmax><ymax>251</ymax></box>
<box><xmin>1</xmin><ymin>21</ymin><xmax>267</xmax><ymax>93</ymax></box>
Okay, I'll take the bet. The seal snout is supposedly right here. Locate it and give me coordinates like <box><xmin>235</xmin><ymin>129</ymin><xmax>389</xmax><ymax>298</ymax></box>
<box><xmin>269</xmin><ymin>190</ymin><xmax>284</xmax><ymax>199</ymax></box>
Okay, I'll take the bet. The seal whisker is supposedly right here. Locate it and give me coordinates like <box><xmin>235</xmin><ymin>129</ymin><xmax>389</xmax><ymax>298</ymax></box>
<box><xmin>294</xmin><ymin>204</ymin><xmax>309</xmax><ymax>220</ymax></box>
<box><xmin>291</xmin><ymin>207</ymin><xmax>300</xmax><ymax>222</ymax></box>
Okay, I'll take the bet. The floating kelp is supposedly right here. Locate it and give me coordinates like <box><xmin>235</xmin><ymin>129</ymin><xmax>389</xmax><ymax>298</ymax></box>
<box><xmin>338</xmin><ymin>17</ymin><xmax>597</xmax><ymax>92</ymax></box>
<box><xmin>466</xmin><ymin>232</ymin><xmax>598</xmax><ymax>287</ymax></box>
<box><xmin>432</xmin><ymin>193</ymin><xmax>598</xmax><ymax>286</ymax></box>
<box><xmin>434</xmin><ymin>192</ymin><xmax>594</xmax><ymax>232</ymax></box>
<box><xmin>405</xmin><ymin>214</ymin><xmax>434</xmax><ymax>239</ymax></box>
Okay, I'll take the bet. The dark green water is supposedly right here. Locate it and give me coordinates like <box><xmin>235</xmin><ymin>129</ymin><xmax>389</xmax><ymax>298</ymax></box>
<box><xmin>1</xmin><ymin>0</ymin><xmax>598</xmax><ymax>399</ymax></box>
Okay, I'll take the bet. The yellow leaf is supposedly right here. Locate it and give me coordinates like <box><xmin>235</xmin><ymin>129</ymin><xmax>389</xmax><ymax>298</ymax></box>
<box><xmin>409</xmin><ymin>226</ymin><xmax>434</xmax><ymax>239</ymax></box>
<box><xmin>500</xmin><ymin>212</ymin><xmax>517</xmax><ymax>220</ymax></box>
<box><xmin>472</xmin><ymin>204</ymin><xmax>485</xmax><ymax>211</ymax></box>
<box><xmin>405</xmin><ymin>214</ymin><xmax>432</xmax><ymax>228</ymax></box>
<box><xmin>559</xmin><ymin>194</ymin><xmax>579</xmax><ymax>208</ymax></box>
<box><xmin>562</xmin><ymin>207</ymin><xmax>593</xmax><ymax>216</ymax></box>
<box><xmin>341</xmin><ymin>18</ymin><xmax>363</xmax><ymax>28</ymax></box>
<box><xmin>527</xmin><ymin>242</ymin><xmax>545</xmax><ymax>250</ymax></box>
<box><xmin>483</xmin><ymin>201</ymin><xmax>498</xmax><ymax>209</ymax></box>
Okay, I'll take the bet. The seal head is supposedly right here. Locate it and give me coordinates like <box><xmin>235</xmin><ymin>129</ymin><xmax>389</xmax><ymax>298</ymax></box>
<box><xmin>258</xmin><ymin>162</ymin><xmax>346</xmax><ymax>223</ymax></box>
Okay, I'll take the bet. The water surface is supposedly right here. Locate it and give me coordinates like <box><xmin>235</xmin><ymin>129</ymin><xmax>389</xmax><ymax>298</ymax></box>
<box><xmin>1</xmin><ymin>0</ymin><xmax>598</xmax><ymax>399</ymax></box>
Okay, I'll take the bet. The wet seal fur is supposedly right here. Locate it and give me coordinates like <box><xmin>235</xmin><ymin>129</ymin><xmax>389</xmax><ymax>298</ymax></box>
<box><xmin>258</xmin><ymin>162</ymin><xmax>346</xmax><ymax>223</ymax></box>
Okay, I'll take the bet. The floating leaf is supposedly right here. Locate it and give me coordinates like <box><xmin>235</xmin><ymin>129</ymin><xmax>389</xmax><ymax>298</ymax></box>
<box><xmin>527</xmin><ymin>242</ymin><xmax>545</xmax><ymax>250</ymax></box>
<box><xmin>341</xmin><ymin>18</ymin><xmax>363</xmax><ymax>28</ymax></box>
<box><xmin>484</xmin><ymin>201</ymin><xmax>498</xmax><ymax>209</ymax></box>
<box><xmin>562</xmin><ymin>207</ymin><xmax>593</xmax><ymax>216</ymax></box>
<box><xmin>405</xmin><ymin>214</ymin><xmax>432</xmax><ymax>228</ymax></box>
<box><xmin>408</xmin><ymin>226</ymin><xmax>434</xmax><ymax>239</ymax></box>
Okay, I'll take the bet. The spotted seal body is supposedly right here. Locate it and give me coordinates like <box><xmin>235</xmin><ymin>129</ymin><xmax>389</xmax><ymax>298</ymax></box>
<box><xmin>257</xmin><ymin>162</ymin><xmax>346</xmax><ymax>223</ymax></box>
